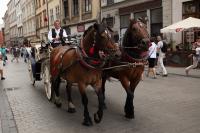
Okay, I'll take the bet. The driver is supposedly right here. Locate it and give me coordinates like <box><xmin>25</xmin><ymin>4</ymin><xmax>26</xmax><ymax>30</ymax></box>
<box><xmin>48</xmin><ymin>20</ymin><xmax>68</xmax><ymax>48</ymax></box>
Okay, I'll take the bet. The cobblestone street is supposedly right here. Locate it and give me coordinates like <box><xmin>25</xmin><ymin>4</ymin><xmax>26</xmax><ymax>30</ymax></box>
<box><xmin>0</xmin><ymin>57</ymin><xmax>200</xmax><ymax>133</ymax></box>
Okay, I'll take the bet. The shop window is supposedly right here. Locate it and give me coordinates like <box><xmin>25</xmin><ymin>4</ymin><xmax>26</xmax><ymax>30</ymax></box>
<box><xmin>106</xmin><ymin>17</ymin><xmax>114</xmax><ymax>28</ymax></box>
<box><xmin>150</xmin><ymin>8</ymin><xmax>162</xmax><ymax>36</ymax></box>
<box><xmin>183</xmin><ymin>1</ymin><xmax>196</xmax><ymax>14</ymax></box>
<box><xmin>120</xmin><ymin>14</ymin><xmax>130</xmax><ymax>28</ymax></box>
<box><xmin>134</xmin><ymin>11</ymin><xmax>146</xmax><ymax>22</ymax></box>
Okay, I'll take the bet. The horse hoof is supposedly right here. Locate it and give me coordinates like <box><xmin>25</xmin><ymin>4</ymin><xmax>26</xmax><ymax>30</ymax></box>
<box><xmin>55</xmin><ymin>102</ymin><xmax>62</xmax><ymax>108</ymax></box>
<box><xmin>94</xmin><ymin>113</ymin><xmax>102</xmax><ymax>123</ymax></box>
<box><xmin>68</xmin><ymin>108</ymin><xmax>76</xmax><ymax>113</ymax></box>
<box><xmin>125</xmin><ymin>114</ymin><xmax>134</xmax><ymax>119</ymax></box>
<box><xmin>82</xmin><ymin>119</ymin><xmax>93</xmax><ymax>126</ymax></box>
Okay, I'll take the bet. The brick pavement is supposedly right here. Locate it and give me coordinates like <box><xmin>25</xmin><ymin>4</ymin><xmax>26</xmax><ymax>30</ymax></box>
<box><xmin>1</xmin><ymin>56</ymin><xmax>200</xmax><ymax>133</ymax></box>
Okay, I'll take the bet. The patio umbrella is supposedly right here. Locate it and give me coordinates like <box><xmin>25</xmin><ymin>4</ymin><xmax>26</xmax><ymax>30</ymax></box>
<box><xmin>161</xmin><ymin>17</ymin><xmax>200</xmax><ymax>33</ymax></box>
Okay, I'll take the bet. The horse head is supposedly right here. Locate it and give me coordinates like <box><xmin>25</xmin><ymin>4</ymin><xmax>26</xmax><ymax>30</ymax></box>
<box><xmin>82</xmin><ymin>23</ymin><xmax>121</xmax><ymax>60</ymax></box>
<box><xmin>123</xmin><ymin>18</ymin><xmax>150</xmax><ymax>59</ymax></box>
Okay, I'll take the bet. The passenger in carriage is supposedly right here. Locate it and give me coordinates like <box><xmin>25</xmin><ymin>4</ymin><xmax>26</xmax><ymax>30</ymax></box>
<box><xmin>48</xmin><ymin>20</ymin><xmax>68</xmax><ymax>48</ymax></box>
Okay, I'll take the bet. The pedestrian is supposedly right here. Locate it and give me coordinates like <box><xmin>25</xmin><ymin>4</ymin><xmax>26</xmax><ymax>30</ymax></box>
<box><xmin>0</xmin><ymin>45</ymin><xmax>7</xmax><ymax>66</ymax></box>
<box><xmin>156</xmin><ymin>35</ymin><xmax>168</xmax><ymax>77</ymax></box>
<box><xmin>185</xmin><ymin>37</ymin><xmax>200</xmax><ymax>76</ymax></box>
<box><xmin>11</xmin><ymin>45</ymin><xmax>20</xmax><ymax>63</ymax></box>
<box><xmin>48</xmin><ymin>20</ymin><xmax>68</xmax><ymax>48</ymax></box>
<box><xmin>146</xmin><ymin>37</ymin><xmax>157</xmax><ymax>79</ymax></box>
<box><xmin>0</xmin><ymin>51</ymin><xmax>5</xmax><ymax>80</ymax></box>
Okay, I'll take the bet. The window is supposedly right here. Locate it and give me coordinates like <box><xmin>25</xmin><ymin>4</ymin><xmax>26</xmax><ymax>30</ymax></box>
<box><xmin>38</xmin><ymin>0</ymin><xmax>41</xmax><ymax>8</ymax></box>
<box><xmin>105</xmin><ymin>17</ymin><xmax>114</xmax><ymax>28</ymax></box>
<box><xmin>43</xmin><ymin>10</ymin><xmax>47</xmax><ymax>26</ymax></box>
<box><xmin>40</xmin><ymin>14</ymin><xmax>42</xmax><ymax>28</ymax></box>
<box><xmin>150</xmin><ymin>8</ymin><xmax>162</xmax><ymax>37</ymax></box>
<box><xmin>55</xmin><ymin>6</ymin><xmax>60</xmax><ymax>20</ymax></box>
<box><xmin>120</xmin><ymin>14</ymin><xmax>130</xmax><ymax>28</ymax></box>
<box><xmin>50</xmin><ymin>9</ymin><xmax>54</xmax><ymax>25</ymax></box>
<box><xmin>84</xmin><ymin>0</ymin><xmax>91</xmax><ymax>12</ymax></box>
<box><xmin>72</xmin><ymin>0</ymin><xmax>79</xmax><ymax>16</ymax></box>
<box><xmin>134</xmin><ymin>11</ymin><xmax>147</xmax><ymax>23</ymax></box>
<box><xmin>183</xmin><ymin>1</ymin><xmax>196</xmax><ymax>14</ymax></box>
<box><xmin>63</xmin><ymin>0</ymin><xmax>69</xmax><ymax>18</ymax></box>
<box><xmin>107</xmin><ymin>0</ymin><xmax>114</xmax><ymax>5</ymax></box>
<box><xmin>43</xmin><ymin>0</ymin><xmax>46</xmax><ymax>5</ymax></box>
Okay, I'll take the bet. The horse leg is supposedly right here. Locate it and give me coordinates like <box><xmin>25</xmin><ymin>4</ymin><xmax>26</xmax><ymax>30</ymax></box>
<box><xmin>124</xmin><ymin>89</ymin><xmax>134</xmax><ymax>119</ymax></box>
<box><xmin>119</xmin><ymin>77</ymin><xmax>134</xmax><ymax>119</ymax></box>
<box><xmin>53</xmin><ymin>77</ymin><xmax>62</xmax><ymax>108</ymax></box>
<box><xmin>94</xmin><ymin>89</ymin><xmax>104</xmax><ymax>124</ymax></box>
<box><xmin>66</xmin><ymin>82</ymin><xmax>76</xmax><ymax>113</ymax></box>
<box><xmin>79</xmin><ymin>83</ymin><xmax>93</xmax><ymax>126</ymax></box>
<box><xmin>101</xmin><ymin>76</ymin><xmax>107</xmax><ymax>109</ymax></box>
<box><xmin>124</xmin><ymin>79</ymin><xmax>140</xmax><ymax>119</ymax></box>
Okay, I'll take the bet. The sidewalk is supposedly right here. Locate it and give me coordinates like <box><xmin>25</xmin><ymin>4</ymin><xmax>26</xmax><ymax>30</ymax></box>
<box><xmin>145</xmin><ymin>66</ymin><xmax>200</xmax><ymax>78</ymax></box>
<box><xmin>165</xmin><ymin>66</ymin><xmax>200</xmax><ymax>78</ymax></box>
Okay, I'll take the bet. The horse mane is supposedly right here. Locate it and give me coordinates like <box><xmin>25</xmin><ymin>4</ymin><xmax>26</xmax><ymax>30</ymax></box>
<box><xmin>83</xmin><ymin>25</ymin><xmax>94</xmax><ymax>37</ymax></box>
<box><xmin>122</xmin><ymin>19</ymin><xmax>137</xmax><ymax>47</ymax></box>
<box><xmin>122</xmin><ymin>27</ymin><xmax>132</xmax><ymax>47</ymax></box>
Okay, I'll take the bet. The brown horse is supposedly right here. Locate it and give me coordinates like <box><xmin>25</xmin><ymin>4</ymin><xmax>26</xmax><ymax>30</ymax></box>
<box><xmin>50</xmin><ymin>23</ymin><xmax>120</xmax><ymax>126</ymax></box>
<box><xmin>101</xmin><ymin>19</ymin><xmax>150</xmax><ymax>119</ymax></box>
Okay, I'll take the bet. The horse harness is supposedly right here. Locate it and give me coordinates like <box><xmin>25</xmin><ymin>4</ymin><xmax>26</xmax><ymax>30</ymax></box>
<box><xmin>52</xmin><ymin>45</ymin><xmax>109</xmax><ymax>78</ymax></box>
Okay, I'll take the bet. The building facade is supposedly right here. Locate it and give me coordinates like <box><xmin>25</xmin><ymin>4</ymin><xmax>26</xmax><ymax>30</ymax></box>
<box><xmin>47</xmin><ymin>0</ymin><xmax>61</xmax><ymax>29</ymax></box>
<box><xmin>21</xmin><ymin>0</ymin><xmax>37</xmax><ymax>42</ymax></box>
<box><xmin>170</xmin><ymin>0</ymin><xmax>200</xmax><ymax>46</ymax></box>
<box><xmin>3</xmin><ymin>11</ymin><xmax>10</xmax><ymax>47</ymax></box>
<box><xmin>0</xmin><ymin>24</ymin><xmax>4</xmax><ymax>46</ymax></box>
<box><xmin>8</xmin><ymin>0</ymin><xmax>18</xmax><ymax>46</ymax></box>
<box><xmin>16</xmin><ymin>0</ymin><xmax>23</xmax><ymax>45</ymax></box>
<box><xmin>61</xmin><ymin>0</ymin><xmax>100</xmax><ymax>35</ymax></box>
<box><xmin>101</xmin><ymin>0</ymin><xmax>163</xmax><ymax>41</ymax></box>
<box><xmin>35</xmin><ymin>0</ymin><xmax>48</xmax><ymax>41</ymax></box>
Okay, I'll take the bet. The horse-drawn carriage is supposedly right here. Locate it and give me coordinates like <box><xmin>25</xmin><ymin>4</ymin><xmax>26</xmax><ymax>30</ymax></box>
<box><xmin>27</xmin><ymin>20</ymin><xmax>150</xmax><ymax>126</ymax></box>
<box><xmin>28</xmin><ymin>33</ymin><xmax>84</xmax><ymax>100</ymax></box>
<box><xmin>28</xmin><ymin>40</ymin><xmax>53</xmax><ymax>100</ymax></box>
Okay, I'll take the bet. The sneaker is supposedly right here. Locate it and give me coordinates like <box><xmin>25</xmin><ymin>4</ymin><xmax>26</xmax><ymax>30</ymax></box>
<box><xmin>163</xmin><ymin>74</ymin><xmax>168</xmax><ymax>77</ymax></box>
<box><xmin>1</xmin><ymin>77</ymin><xmax>5</xmax><ymax>80</ymax></box>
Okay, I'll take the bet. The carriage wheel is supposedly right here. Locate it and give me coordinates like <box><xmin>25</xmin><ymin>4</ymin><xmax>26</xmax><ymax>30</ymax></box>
<box><xmin>28</xmin><ymin>60</ymin><xmax>35</xmax><ymax>86</ymax></box>
<box><xmin>43</xmin><ymin>65</ymin><xmax>53</xmax><ymax>101</ymax></box>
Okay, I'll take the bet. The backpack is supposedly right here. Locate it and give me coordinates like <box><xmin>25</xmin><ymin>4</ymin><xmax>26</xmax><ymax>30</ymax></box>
<box><xmin>161</xmin><ymin>41</ymin><xmax>168</xmax><ymax>53</ymax></box>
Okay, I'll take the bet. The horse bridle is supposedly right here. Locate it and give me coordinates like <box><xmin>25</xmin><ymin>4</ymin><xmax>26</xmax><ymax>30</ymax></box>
<box><xmin>100</xmin><ymin>29</ymin><xmax>119</xmax><ymax>54</ymax></box>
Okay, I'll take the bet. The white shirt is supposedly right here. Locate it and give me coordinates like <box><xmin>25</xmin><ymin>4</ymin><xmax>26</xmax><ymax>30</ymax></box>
<box><xmin>148</xmin><ymin>42</ymin><xmax>157</xmax><ymax>58</ymax></box>
<box><xmin>48</xmin><ymin>28</ymin><xmax>68</xmax><ymax>43</ymax></box>
<box><xmin>25</xmin><ymin>47</ymin><xmax>32</xmax><ymax>56</ymax></box>
<box><xmin>157</xmin><ymin>40</ymin><xmax>163</xmax><ymax>54</ymax></box>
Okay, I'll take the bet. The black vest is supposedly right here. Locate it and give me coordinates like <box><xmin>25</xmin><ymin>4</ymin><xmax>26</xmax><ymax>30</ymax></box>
<box><xmin>51</xmin><ymin>28</ymin><xmax>64</xmax><ymax>44</ymax></box>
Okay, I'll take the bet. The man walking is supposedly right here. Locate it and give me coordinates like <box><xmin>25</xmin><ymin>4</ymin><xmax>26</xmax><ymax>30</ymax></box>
<box><xmin>157</xmin><ymin>35</ymin><xmax>168</xmax><ymax>77</ymax></box>
<box><xmin>185</xmin><ymin>37</ymin><xmax>200</xmax><ymax>76</ymax></box>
